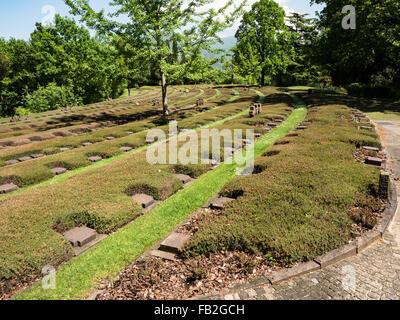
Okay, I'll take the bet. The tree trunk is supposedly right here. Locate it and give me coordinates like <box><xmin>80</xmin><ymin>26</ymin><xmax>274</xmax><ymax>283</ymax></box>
<box><xmin>161</xmin><ymin>71</ymin><xmax>168</xmax><ymax>116</ymax></box>
<box><xmin>128</xmin><ymin>88</ymin><xmax>131</xmax><ymax>96</ymax></box>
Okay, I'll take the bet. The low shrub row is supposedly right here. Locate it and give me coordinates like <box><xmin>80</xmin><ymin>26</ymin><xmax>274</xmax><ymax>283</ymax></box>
<box><xmin>0</xmin><ymin>87</ymin><xmax>221</xmax><ymax>163</ymax></box>
<box><xmin>0</xmin><ymin>88</ymin><xmax>241</xmax><ymax>188</ymax></box>
<box><xmin>0</xmin><ymin>87</ymin><xmax>201</xmax><ymax>142</ymax></box>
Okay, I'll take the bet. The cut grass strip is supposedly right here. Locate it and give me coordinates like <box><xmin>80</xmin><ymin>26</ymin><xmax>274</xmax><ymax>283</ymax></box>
<box><xmin>16</xmin><ymin>97</ymin><xmax>306</xmax><ymax>300</ymax></box>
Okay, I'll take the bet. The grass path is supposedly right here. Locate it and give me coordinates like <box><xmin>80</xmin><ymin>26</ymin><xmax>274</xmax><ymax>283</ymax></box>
<box><xmin>16</xmin><ymin>92</ymin><xmax>306</xmax><ymax>300</ymax></box>
<box><xmin>0</xmin><ymin>89</ymin><xmax>236</xmax><ymax>201</ymax></box>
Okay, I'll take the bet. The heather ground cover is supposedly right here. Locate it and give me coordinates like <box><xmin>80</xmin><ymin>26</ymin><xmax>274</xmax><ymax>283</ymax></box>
<box><xmin>183</xmin><ymin>95</ymin><xmax>383</xmax><ymax>265</ymax></box>
<box><xmin>14</xmin><ymin>90</ymin><xmax>302</xmax><ymax>300</ymax></box>
<box><xmin>0</xmin><ymin>85</ymin><xmax>275</xmax><ymax>297</ymax></box>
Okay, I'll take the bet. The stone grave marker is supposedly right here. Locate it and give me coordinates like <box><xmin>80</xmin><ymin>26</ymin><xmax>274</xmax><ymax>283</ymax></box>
<box><xmin>0</xmin><ymin>183</ymin><xmax>19</xmax><ymax>194</ymax></box>
<box><xmin>159</xmin><ymin>232</ymin><xmax>191</xmax><ymax>254</ymax></box>
<box><xmin>6</xmin><ymin>159</ymin><xmax>19</xmax><ymax>165</ymax></box>
<box><xmin>210</xmin><ymin>197</ymin><xmax>235</xmax><ymax>209</ymax></box>
<box><xmin>363</xmin><ymin>146</ymin><xmax>380</xmax><ymax>152</ymax></box>
<box><xmin>51</xmin><ymin>167</ymin><xmax>67</xmax><ymax>175</ymax></box>
<box><xmin>365</xmin><ymin>157</ymin><xmax>383</xmax><ymax>166</ymax></box>
<box><xmin>18</xmin><ymin>156</ymin><xmax>32</xmax><ymax>162</ymax></box>
<box><xmin>120</xmin><ymin>146</ymin><xmax>133</xmax><ymax>152</ymax></box>
<box><xmin>132</xmin><ymin>194</ymin><xmax>155</xmax><ymax>209</ymax></box>
<box><xmin>31</xmin><ymin>154</ymin><xmax>45</xmax><ymax>159</ymax></box>
<box><xmin>174</xmin><ymin>174</ymin><xmax>193</xmax><ymax>185</ymax></box>
<box><xmin>63</xmin><ymin>226</ymin><xmax>97</xmax><ymax>247</ymax></box>
<box><xmin>88</xmin><ymin>156</ymin><xmax>102</xmax><ymax>163</ymax></box>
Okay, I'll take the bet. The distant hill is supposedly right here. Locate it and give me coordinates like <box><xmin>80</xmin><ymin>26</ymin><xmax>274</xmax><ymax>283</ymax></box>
<box><xmin>204</xmin><ymin>36</ymin><xmax>237</xmax><ymax>68</ymax></box>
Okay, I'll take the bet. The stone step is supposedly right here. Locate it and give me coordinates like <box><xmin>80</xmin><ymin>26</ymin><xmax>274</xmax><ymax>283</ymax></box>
<box><xmin>63</xmin><ymin>226</ymin><xmax>97</xmax><ymax>247</ymax></box>
<box><xmin>0</xmin><ymin>183</ymin><xmax>19</xmax><ymax>194</ymax></box>
<box><xmin>296</xmin><ymin>126</ymin><xmax>308</xmax><ymax>130</ymax></box>
<box><xmin>159</xmin><ymin>232</ymin><xmax>191</xmax><ymax>254</ymax></box>
<box><xmin>132</xmin><ymin>193</ymin><xmax>155</xmax><ymax>209</ymax></box>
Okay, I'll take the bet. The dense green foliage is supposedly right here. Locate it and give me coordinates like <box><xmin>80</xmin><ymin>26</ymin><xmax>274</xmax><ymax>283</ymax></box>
<box><xmin>0</xmin><ymin>15</ymin><xmax>127</xmax><ymax>116</ymax></box>
<box><xmin>311</xmin><ymin>0</ymin><xmax>400</xmax><ymax>88</ymax></box>
<box><xmin>233</xmin><ymin>0</ymin><xmax>291</xmax><ymax>85</ymax></box>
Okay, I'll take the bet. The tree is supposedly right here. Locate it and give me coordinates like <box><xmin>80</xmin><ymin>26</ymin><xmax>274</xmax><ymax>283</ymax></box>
<box><xmin>30</xmin><ymin>15</ymin><xmax>127</xmax><ymax>103</ymax></box>
<box><xmin>279</xmin><ymin>12</ymin><xmax>329</xmax><ymax>86</ymax></box>
<box><xmin>233</xmin><ymin>0</ymin><xmax>292</xmax><ymax>86</ymax></box>
<box><xmin>311</xmin><ymin>0</ymin><xmax>400</xmax><ymax>87</ymax></box>
<box><xmin>65</xmin><ymin>0</ymin><xmax>243</xmax><ymax>116</ymax></box>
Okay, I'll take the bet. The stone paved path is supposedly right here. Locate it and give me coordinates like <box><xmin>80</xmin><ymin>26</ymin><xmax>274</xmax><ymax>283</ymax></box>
<box><xmin>199</xmin><ymin>120</ymin><xmax>400</xmax><ymax>301</ymax></box>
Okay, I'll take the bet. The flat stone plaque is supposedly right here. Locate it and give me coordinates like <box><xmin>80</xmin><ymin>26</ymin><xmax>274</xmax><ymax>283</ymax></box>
<box><xmin>174</xmin><ymin>174</ymin><xmax>193</xmax><ymax>184</ymax></box>
<box><xmin>60</xmin><ymin>147</ymin><xmax>70</xmax><ymax>152</ymax></box>
<box><xmin>31</xmin><ymin>154</ymin><xmax>45</xmax><ymax>159</ymax></box>
<box><xmin>51</xmin><ymin>167</ymin><xmax>67</xmax><ymax>175</ymax></box>
<box><xmin>210</xmin><ymin>197</ymin><xmax>235</xmax><ymax>209</ymax></box>
<box><xmin>0</xmin><ymin>183</ymin><xmax>19</xmax><ymax>194</ymax></box>
<box><xmin>18</xmin><ymin>156</ymin><xmax>32</xmax><ymax>162</ymax></box>
<box><xmin>105</xmin><ymin>136</ymin><xmax>115</xmax><ymax>140</ymax></box>
<box><xmin>362</xmin><ymin>146</ymin><xmax>380</xmax><ymax>152</ymax></box>
<box><xmin>120</xmin><ymin>146</ymin><xmax>133</xmax><ymax>152</ymax></box>
<box><xmin>268</xmin><ymin>123</ymin><xmax>278</xmax><ymax>127</ymax></box>
<box><xmin>6</xmin><ymin>160</ymin><xmax>19</xmax><ymax>165</ymax></box>
<box><xmin>365</xmin><ymin>157</ymin><xmax>383</xmax><ymax>166</ymax></box>
<box><xmin>82</xmin><ymin>142</ymin><xmax>93</xmax><ymax>147</ymax></box>
<box><xmin>159</xmin><ymin>232</ymin><xmax>191</xmax><ymax>254</ymax></box>
<box><xmin>132</xmin><ymin>193</ymin><xmax>155</xmax><ymax>209</ymax></box>
<box><xmin>63</xmin><ymin>226</ymin><xmax>97</xmax><ymax>247</ymax></box>
<box><xmin>88</xmin><ymin>156</ymin><xmax>102</xmax><ymax>163</ymax></box>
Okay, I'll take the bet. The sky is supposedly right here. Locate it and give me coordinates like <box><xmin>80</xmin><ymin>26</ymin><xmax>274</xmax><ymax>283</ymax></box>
<box><xmin>0</xmin><ymin>0</ymin><xmax>324</xmax><ymax>40</ymax></box>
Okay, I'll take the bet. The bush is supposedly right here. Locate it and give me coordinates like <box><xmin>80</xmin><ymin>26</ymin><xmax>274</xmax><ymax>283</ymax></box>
<box><xmin>346</xmin><ymin>83</ymin><xmax>399</xmax><ymax>99</ymax></box>
<box><xmin>24</xmin><ymin>83</ymin><xmax>82</xmax><ymax>113</ymax></box>
<box><xmin>14</xmin><ymin>106</ymin><xmax>31</xmax><ymax>116</ymax></box>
